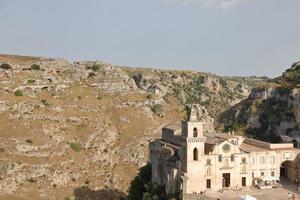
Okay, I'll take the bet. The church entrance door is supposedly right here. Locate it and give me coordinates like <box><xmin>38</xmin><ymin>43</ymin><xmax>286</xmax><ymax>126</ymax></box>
<box><xmin>222</xmin><ymin>173</ymin><xmax>230</xmax><ymax>188</ymax></box>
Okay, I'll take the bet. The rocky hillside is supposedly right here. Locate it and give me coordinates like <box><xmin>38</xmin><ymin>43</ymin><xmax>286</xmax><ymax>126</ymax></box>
<box><xmin>0</xmin><ymin>54</ymin><xmax>266</xmax><ymax>200</ymax></box>
<box><xmin>221</xmin><ymin>61</ymin><xmax>300</xmax><ymax>142</ymax></box>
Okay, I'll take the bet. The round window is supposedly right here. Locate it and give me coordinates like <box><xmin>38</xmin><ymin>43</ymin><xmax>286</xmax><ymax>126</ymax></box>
<box><xmin>223</xmin><ymin>144</ymin><xmax>231</xmax><ymax>153</ymax></box>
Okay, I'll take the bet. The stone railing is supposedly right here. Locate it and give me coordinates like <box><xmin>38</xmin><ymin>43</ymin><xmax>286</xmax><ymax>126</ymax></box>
<box><xmin>186</xmin><ymin>138</ymin><xmax>206</xmax><ymax>143</ymax></box>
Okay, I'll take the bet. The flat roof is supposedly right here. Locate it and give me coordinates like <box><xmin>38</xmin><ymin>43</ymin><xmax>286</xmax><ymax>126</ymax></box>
<box><xmin>240</xmin><ymin>142</ymin><xmax>269</xmax><ymax>152</ymax></box>
<box><xmin>157</xmin><ymin>139</ymin><xmax>181</xmax><ymax>150</ymax></box>
<box><xmin>163</xmin><ymin>122</ymin><xmax>181</xmax><ymax>132</ymax></box>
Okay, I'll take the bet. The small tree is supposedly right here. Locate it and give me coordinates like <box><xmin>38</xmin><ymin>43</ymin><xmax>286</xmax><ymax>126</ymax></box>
<box><xmin>87</xmin><ymin>64</ymin><xmax>101</xmax><ymax>72</ymax></box>
<box><xmin>30</xmin><ymin>64</ymin><xmax>41</xmax><ymax>70</ymax></box>
<box><xmin>26</xmin><ymin>139</ymin><xmax>33</xmax><ymax>144</ymax></box>
<box><xmin>146</xmin><ymin>93</ymin><xmax>153</xmax><ymax>99</ymax></box>
<box><xmin>27</xmin><ymin>79</ymin><xmax>35</xmax><ymax>84</ymax></box>
<box><xmin>70</xmin><ymin>142</ymin><xmax>81</xmax><ymax>152</ymax></box>
<box><xmin>0</xmin><ymin>63</ymin><xmax>11</xmax><ymax>70</ymax></box>
<box><xmin>14</xmin><ymin>90</ymin><xmax>23</xmax><ymax>96</ymax></box>
<box><xmin>150</xmin><ymin>104</ymin><xmax>162</xmax><ymax>115</ymax></box>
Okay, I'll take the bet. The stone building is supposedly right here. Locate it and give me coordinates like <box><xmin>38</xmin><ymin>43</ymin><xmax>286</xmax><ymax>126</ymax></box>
<box><xmin>149</xmin><ymin>105</ymin><xmax>300</xmax><ymax>196</ymax></box>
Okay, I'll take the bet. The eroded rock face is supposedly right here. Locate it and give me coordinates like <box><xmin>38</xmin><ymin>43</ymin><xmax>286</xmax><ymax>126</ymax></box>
<box><xmin>250</xmin><ymin>86</ymin><xmax>276</xmax><ymax>100</ymax></box>
<box><xmin>291</xmin><ymin>88</ymin><xmax>300</xmax><ymax>129</ymax></box>
<box><xmin>221</xmin><ymin>61</ymin><xmax>300</xmax><ymax>141</ymax></box>
<box><xmin>0</xmin><ymin>54</ymin><xmax>266</xmax><ymax>199</ymax></box>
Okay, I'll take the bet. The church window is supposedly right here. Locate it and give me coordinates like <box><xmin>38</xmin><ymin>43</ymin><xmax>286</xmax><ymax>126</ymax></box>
<box><xmin>261</xmin><ymin>172</ymin><xmax>265</xmax><ymax>176</ymax></box>
<box><xmin>231</xmin><ymin>154</ymin><xmax>234</xmax><ymax>161</ymax></box>
<box><xmin>193</xmin><ymin>148</ymin><xmax>198</xmax><ymax>161</ymax></box>
<box><xmin>218</xmin><ymin>155</ymin><xmax>222</xmax><ymax>162</ymax></box>
<box><xmin>193</xmin><ymin>127</ymin><xmax>198</xmax><ymax>137</ymax></box>
<box><xmin>242</xmin><ymin>157</ymin><xmax>246</xmax><ymax>164</ymax></box>
<box><xmin>207</xmin><ymin>159</ymin><xmax>211</xmax><ymax>165</ymax></box>
<box><xmin>222</xmin><ymin>144</ymin><xmax>231</xmax><ymax>153</ymax></box>
<box><xmin>271</xmin><ymin>171</ymin><xmax>275</xmax><ymax>176</ymax></box>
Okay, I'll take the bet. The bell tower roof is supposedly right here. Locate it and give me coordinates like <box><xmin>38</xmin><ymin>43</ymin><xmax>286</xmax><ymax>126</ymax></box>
<box><xmin>188</xmin><ymin>104</ymin><xmax>198</xmax><ymax>122</ymax></box>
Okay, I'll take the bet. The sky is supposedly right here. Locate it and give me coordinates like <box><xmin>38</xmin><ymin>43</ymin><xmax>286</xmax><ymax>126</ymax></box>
<box><xmin>0</xmin><ymin>0</ymin><xmax>299</xmax><ymax>77</ymax></box>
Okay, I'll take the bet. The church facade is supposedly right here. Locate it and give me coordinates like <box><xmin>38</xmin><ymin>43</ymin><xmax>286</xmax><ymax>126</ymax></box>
<box><xmin>149</xmin><ymin>105</ymin><xmax>300</xmax><ymax>195</ymax></box>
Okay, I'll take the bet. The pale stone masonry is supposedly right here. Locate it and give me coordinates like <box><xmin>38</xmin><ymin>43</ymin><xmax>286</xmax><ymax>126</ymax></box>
<box><xmin>149</xmin><ymin>105</ymin><xmax>300</xmax><ymax>195</ymax></box>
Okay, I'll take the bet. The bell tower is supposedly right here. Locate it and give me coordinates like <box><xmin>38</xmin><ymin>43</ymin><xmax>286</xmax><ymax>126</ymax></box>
<box><xmin>181</xmin><ymin>105</ymin><xmax>206</xmax><ymax>171</ymax></box>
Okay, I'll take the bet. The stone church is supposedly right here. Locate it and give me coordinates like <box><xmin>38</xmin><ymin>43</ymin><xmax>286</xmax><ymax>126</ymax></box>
<box><xmin>149</xmin><ymin>105</ymin><xmax>300</xmax><ymax>195</ymax></box>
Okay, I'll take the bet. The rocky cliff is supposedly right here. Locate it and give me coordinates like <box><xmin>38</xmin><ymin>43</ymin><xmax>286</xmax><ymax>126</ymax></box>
<box><xmin>221</xmin><ymin>61</ymin><xmax>300</xmax><ymax>142</ymax></box>
<box><xmin>0</xmin><ymin>54</ymin><xmax>266</xmax><ymax>200</ymax></box>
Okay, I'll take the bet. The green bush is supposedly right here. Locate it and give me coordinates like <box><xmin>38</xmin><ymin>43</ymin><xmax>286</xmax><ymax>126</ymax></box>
<box><xmin>146</xmin><ymin>93</ymin><xmax>153</xmax><ymax>99</ymax></box>
<box><xmin>27</xmin><ymin>79</ymin><xmax>35</xmax><ymax>84</ymax></box>
<box><xmin>70</xmin><ymin>142</ymin><xmax>81</xmax><ymax>152</ymax></box>
<box><xmin>150</xmin><ymin>104</ymin><xmax>162</xmax><ymax>115</ymax></box>
<box><xmin>14</xmin><ymin>90</ymin><xmax>23</xmax><ymax>96</ymax></box>
<box><xmin>87</xmin><ymin>64</ymin><xmax>101</xmax><ymax>72</ymax></box>
<box><xmin>0</xmin><ymin>63</ymin><xmax>11</xmax><ymax>70</ymax></box>
<box><xmin>31</xmin><ymin>64</ymin><xmax>41</xmax><ymax>70</ymax></box>
<box><xmin>26</xmin><ymin>139</ymin><xmax>33</xmax><ymax>144</ymax></box>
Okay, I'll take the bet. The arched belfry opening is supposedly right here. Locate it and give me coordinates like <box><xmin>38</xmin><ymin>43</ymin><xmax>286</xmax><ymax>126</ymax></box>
<box><xmin>193</xmin><ymin>148</ymin><xmax>198</xmax><ymax>161</ymax></box>
<box><xmin>193</xmin><ymin>127</ymin><xmax>198</xmax><ymax>137</ymax></box>
<box><xmin>292</xmin><ymin>139</ymin><xmax>298</xmax><ymax>148</ymax></box>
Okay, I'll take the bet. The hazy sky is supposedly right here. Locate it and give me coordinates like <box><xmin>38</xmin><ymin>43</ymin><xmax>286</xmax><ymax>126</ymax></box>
<box><xmin>0</xmin><ymin>0</ymin><xmax>299</xmax><ymax>77</ymax></box>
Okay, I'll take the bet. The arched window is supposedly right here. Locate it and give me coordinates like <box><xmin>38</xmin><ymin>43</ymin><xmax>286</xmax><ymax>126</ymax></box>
<box><xmin>193</xmin><ymin>148</ymin><xmax>198</xmax><ymax>161</ymax></box>
<box><xmin>193</xmin><ymin>127</ymin><xmax>198</xmax><ymax>137</ymax></box>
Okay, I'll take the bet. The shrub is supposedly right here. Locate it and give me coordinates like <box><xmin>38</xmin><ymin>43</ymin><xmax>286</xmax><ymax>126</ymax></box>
<box><xmin>42</xmin><ymin>99</ymin><xmax>49</xmax><ymax>106</ymax></box>
<box><xmin>27</xmin><ymin>178</ymin><xmax>37</xmax><ymax>183</ymax></box>
<box><xmin>0</xmin><ymin>148</ymin><xmax>5</xmax><ymax>153</ymax></box>
<box><xmin>0</xmin><ymin>63</ymin><xmax>11</xmax><ymax>70</ymax></box>
<box><xmin>27</xmin><ymin>79</ymin><xmax>35</xmax><ymax>84</ymax></box>
<box><xmin>26</xmin><ymin>139</ymin><xmax>33</xmax><ymax>144</ymax></box>
<box><xmin>150</xmin><ymin>104</ymin><xmax>162</xmax><ymax>115</ymax></box>
<box><xmin>88</xmin><ymin>72</ymin><xmax>96</xmax><ymax>78</ymax></box>
<box><xmin>146</xmin><ymin>93</ymin><xmax>153</xmax><ymax>99</ymax></box>
<box><xmin>70</xmin><ymin>142</ymin><xmax>81</xmax><ymax>152</ymax></box>
<box><xmin>14</xmin><ymin>90</ymin><xmax>23</xmax><ymax>96</ymax></box>
<box><xmin>30</xmin><ymin>64</ymin><xmax>41</xmax><ymax>70</ymax></box>
<box><xmin>87</xmin><ymin>64</ymin><xmax>101</xmax><ymax>72</ymax></box>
